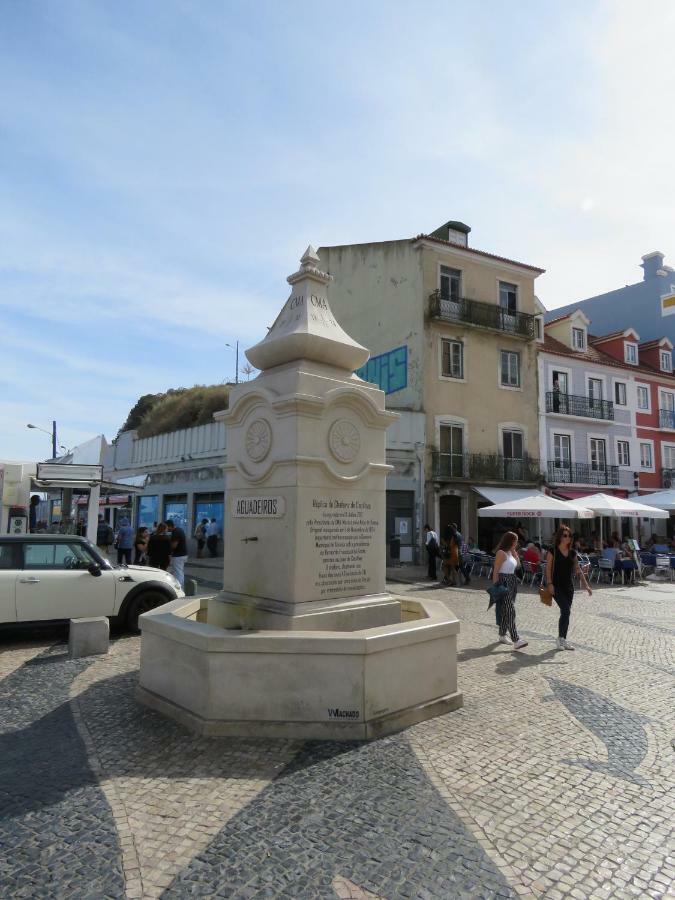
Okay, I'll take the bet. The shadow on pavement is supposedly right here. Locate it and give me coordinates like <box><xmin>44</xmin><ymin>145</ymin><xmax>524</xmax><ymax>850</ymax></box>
<box><xmin>494</xmin><ymin>648</ymin><xmax>566</xmax><ymax>676</ymax></box>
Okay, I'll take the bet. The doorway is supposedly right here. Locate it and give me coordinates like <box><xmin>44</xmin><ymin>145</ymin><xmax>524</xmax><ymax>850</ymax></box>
<box><xmin>440</xmin><ymin>495</ymin><xmax>462</xmax><ymax>541</ymax></box>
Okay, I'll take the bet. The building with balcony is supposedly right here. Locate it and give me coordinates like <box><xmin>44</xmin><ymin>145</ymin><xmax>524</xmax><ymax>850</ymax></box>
<box><xmin>546</xmin><ymin>250</ymin><xmax>675</xmax><ymax>362</ymax></box>
<box><xmin>319</xmin><ymin>221</ymin><xmax>545</xmax><ymax>547</ymax></box>
<box><xmin>539</xmin><ymin>310</ymin><xmax>675</xmax><ymax>509</ymax></box>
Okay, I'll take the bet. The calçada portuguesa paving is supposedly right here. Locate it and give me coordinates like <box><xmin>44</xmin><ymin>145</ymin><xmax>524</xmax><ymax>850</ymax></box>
<box><xmin>0</xmin><ymin>579</ymin><xmax>673</xmax><ymax>899</ymax></box>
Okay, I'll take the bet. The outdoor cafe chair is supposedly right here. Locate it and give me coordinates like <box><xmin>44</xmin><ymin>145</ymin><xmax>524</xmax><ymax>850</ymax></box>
<box><xmin>597</xmin><ymin>558</ymin><xmax>616</xmax><ymax>584</ymax></box>
<box><xmin>655</xmin><ymin>555</ymin><xmax>673</xmax><ymax>581</ymax></box>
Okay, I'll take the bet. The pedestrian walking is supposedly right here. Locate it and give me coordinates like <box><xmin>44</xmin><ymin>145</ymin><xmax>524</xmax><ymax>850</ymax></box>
<box><xmin>206</xmin><ymin>518</ymin><xmax>219</xmax><ymax>558</ymax></box>
<box><xmin>134</xmin><ymin>527</ymin><xmax>150</xmax><ymax>565</ymax></box>
<box><xmin>423</xmin><ymin>524</ymin><xmax>440</xmax><ymax>580</ymax></box>
<box><xmin>449</xmin><ymin>522</ymin><xmax>471</xmax><ymax>585</ymax></box>
<box><xmin>167</xmin><ymin>519</ymin><xmax>188</xmax><ymax>587</ymax></box>
<box><xmin>492</xmin><ymin>531</ymin><xmax>528</xmax><ymax>649</ymax></box>
<box><xmin>147</xmin><ymin>522</ymin><xmax>172</xmax><ymax>571</ymax></box>
<box><xmin>96</xmin><ymin>514</ymin><xmax>114</xmax><ymax>555</ymax></box>
<box><xmin>115</xmin><ymin>517</ymin><xmax>135</xmax><ymax>565</ymax></box>
<box><xmin>194</xmin><ymin>518</ymin><xmax>208</xmax><ymax>558</ymax></box>
<box><xmin>545</xmin><ymin>525</ymin><xmax>592</xmax><ymax>651</ymax></box>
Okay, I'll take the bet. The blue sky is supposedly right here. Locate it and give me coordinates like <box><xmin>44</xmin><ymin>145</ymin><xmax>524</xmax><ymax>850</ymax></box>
<box><xmin>2</xmin><ymin>0</ymin><xmax>674</xmax><ymax>459</ymax></box>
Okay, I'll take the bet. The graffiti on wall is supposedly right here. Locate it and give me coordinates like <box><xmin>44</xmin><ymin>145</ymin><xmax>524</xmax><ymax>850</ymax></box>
<box><xmin>355</xmin><ymin>346</ymin><xmax>408</xmax><ymax>395</ymax></box>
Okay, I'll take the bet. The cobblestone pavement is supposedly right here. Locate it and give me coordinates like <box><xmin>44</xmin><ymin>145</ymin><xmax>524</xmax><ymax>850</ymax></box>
<box><xmin>0</xmin><ymin>580</ymin><xmax>673</xmax><ymax>899</ymax></box>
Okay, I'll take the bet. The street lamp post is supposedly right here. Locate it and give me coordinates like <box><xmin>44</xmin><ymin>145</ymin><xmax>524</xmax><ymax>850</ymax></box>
<box><xmin>225</xmin><ymin>341</ymin><xmax>240</xmax><ymax>384</ymax></box>
<box><xmin>27</xmin><ymin>421</ymin><xmax>58</xmax><ymax>459</ymax></box>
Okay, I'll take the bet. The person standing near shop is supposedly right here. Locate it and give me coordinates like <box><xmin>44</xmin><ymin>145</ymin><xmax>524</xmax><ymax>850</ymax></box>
<box><xmin>206</xmin><ymin>518</ymin><xmax>219</xmax><ymax>558</ymax></box>
<box><xmin>492</xmin><ymin>531</ymin><xmax>528</xmax><ymax>649</ymax></box>
<box><xmin>194</xmin><ymin>518</ymin><xmax>208</xmax><ymax>558</ymax></box>
<box><xmin>423</xmin><ymin>524</ymin><xmax>440</xmax><ymax>580</ymax></box>
<box><xmin>545</xmin><ymin>525</ymin><xmax>592</xmax><ymax>650</ymax></box>
<box><xmin>96</xmin><ymin>514</ymin><xmax>114</xmax><ymax>556</ymax></box>
<box><xmin>115</xmin><ymin>517</ymin><xmax>135</xmax><ymax>565</ymax></box>
<box><xmin>167</xmin><ymin>519</ymin><xmax>188</xmax><ymax>587</ymax></box>
<box><xmin>147</xmin><ymin>522</ymin><xmax>171</xmax><ymax>570</ymax></box>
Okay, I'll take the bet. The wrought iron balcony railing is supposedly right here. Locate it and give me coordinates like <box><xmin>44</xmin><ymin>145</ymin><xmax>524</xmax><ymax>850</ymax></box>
<box><xmin>546</xmin><ymin>392</ymin><xmax>614</xmax><ymax>420</ymax></box>
<box><xmin>429</xmin><ymin>291</ymin><xmax>536</xmax><ymax>339</ymax></box>
<box><xmin>659</xmin><ymin>409</ymin><xmax>675</xmax><ymax>429</ymax></box>
<box><xmin>547</xmin><ymin>461</ymin><xmax>620</xmax><ymax>486</ymax></box>
<box><xmin>432</xmin><ymin>452</ymin><xmax>542</xmax><ymax>482</ymax></box>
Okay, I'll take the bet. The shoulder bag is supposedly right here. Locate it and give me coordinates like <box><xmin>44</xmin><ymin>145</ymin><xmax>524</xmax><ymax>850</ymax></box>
<box><xmin>539</xmin><ymin>550</ymin><xmax>555</xmax><ymax>606</ymax></box>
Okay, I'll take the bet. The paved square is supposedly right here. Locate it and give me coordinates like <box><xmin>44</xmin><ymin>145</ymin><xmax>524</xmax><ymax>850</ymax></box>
<box><xmin>0</xmin><ymin>579</ymin><xmax>673</xmax><ymax>899</ymax></box>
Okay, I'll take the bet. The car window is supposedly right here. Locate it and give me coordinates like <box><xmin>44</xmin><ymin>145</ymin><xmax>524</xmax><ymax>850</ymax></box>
<box><xmin>0</xmin><ymin>543</ymin><xmax>20</xmax><ymax>569</ymax></box>
<box><xmin>23</xmin><ymin>542</ymin><xmax>97</xmax><ymax>570</ymax></box>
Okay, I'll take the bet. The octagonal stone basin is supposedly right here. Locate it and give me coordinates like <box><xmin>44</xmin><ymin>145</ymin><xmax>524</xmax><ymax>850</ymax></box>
<box><xmin>137</xmin><ymin>596</ymin><xmax>462</xmax><ymax>741</ymax></box>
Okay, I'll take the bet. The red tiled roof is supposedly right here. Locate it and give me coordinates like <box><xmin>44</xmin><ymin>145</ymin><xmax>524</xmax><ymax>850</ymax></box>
<box><xmin>413</xmin><ymin>234</ymin><xmax>545</xmax><ymax>274</ymax></box>
<box><xmin>639</xmin><ymin>337</ymin><xmax>673</xmax><ymax>349</ymax></box>
<box><xmin>593</xmin><ymin>328</ymin><xmax>639</xmax><ymax>344</ymax></box>
<box><xmin>542</xmin><ymin>333</ymin><xmax>675</xmax><ymax>382</ymax></box>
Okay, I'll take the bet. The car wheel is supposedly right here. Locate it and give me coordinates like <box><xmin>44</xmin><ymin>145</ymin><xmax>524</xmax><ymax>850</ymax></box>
<box><xmin>126</xmin><ymin>590</ymin><xmax>169</xmax><ymax>633</ymax></box>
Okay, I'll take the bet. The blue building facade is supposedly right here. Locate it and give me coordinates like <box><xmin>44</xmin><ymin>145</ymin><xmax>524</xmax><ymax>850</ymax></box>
<box><xmin>546</xmin><ymin>252</ymin><xmax>675</xmax><ymax>357</ymax></box>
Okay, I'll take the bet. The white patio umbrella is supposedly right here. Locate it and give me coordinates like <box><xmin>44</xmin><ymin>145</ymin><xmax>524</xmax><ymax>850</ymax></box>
<box><xmin>478</xmin><ymin>494</ymin><xmax>594</xmax><ymax>543</ymax></box>
<box><xmin>565</xmin><ymin>493</ymin><xmax>669</xmax><ymax>519</ymax></box>
<box><xmin>565</xmin><ymin>492</ymin><xmax>668</xmax><ymax>552</ymax></box>
<box><xmin>632</xmin><ymin>490</ymin><xmax>675</xmax><ymax>511</ymax></box>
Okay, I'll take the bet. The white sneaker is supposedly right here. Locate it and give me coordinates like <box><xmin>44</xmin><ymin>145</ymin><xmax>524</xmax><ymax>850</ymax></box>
<box><xmin>563</xmin><ymin>639</ymin><xmax>575</xmax><ymax>650</ymax></box>
<box><xmin>513</xmin><ymin>639</ymin><xmax>528</xmax><ymax>650</ymax></box>
<box><xmin>498</xmin><ymin>635</ymin><xmax>512</xmax><ymax>645</ymax></box>
<box><xmin>556</xmin><ymin>637</ymin><xmax>565</xmax><ymax>650</ymax></box>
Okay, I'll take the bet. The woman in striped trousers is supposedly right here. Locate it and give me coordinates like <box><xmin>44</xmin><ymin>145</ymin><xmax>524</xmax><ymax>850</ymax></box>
<box><xmin>492</xmin><ymin>531</ymin><xmax>528</xmax><ymax>650</ymax></box>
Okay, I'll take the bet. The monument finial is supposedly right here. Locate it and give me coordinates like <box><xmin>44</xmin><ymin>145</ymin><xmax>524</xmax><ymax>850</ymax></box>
<box><xmin>245</xmin><ymin>245</ymin><xmax>369</xmax><ymax>372</ymax></box>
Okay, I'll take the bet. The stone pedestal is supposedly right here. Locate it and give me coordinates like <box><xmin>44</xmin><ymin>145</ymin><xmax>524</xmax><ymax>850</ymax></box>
<box><xmin>137</xmin><ymin>247</ymin><xmax>462</xmax><ymax>739</ymax></box>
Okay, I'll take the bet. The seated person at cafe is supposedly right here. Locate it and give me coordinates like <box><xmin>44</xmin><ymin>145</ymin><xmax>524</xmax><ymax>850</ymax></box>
<box><xmin>522</xmin><ymin>542</ymin><xmax>540</xmax><ymax>565</ymax></box>
<box><xmin>602</xmin><ymin>543</ymin><xmax>620</xmax><ymax>564</ymax></box>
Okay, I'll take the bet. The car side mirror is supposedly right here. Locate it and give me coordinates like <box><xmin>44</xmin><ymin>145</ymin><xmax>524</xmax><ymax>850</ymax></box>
<box><xmin>88</xmin><ymin>563</ymin><xmax>102</xmax><ymax>577</ymax></box>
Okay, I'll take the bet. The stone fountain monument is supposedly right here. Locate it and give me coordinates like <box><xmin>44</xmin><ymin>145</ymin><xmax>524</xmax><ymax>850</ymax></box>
<box><xmin>137</xmin><ymin>248</ymin><xmax>462</xmax><ymax>739</ymax></box>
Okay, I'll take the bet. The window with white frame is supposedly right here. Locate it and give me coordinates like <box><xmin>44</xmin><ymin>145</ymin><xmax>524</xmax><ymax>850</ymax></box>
<box><xmin>440</xmin><ymin>266</ymin><xmax>461</xmax><ymax>302</ymax></box>
<box><xmin>553</xmin><ymin>434</ymin><xmax>571</xmax><ymax>469</ymax></box>
<box><xmin>590</xmin><ymin>438</ymin><xmax>607</xmax><ymax>471</ymax></box>
<box><xmin>617</xmin><ymin>440</ymin><xmax>630</xmax><ymax>467</ymax></box>
<box><xmin>637</xmin><ymin>385</ymin><xmax>650</xmax><ymax>410</ymax></box>
<box><xmin>439</xmin><ymin>423</ymin><xmax>464</xmax><ymax>477</ymax></box>
<box><xmin>640</xmin><ymin>442</ymin><xmax>653</xmax><ymax>469</ymax></box>
<box><xmin>500</xmin><ymin>350</ymin><xmax>520</xmax><ymax>387</ymax></box>
<box><xmin>660</xmin><ymin>350</ymin><xmax>672</xmax><ymax>372</ymax></box>
<box><xmin>499</xmin><ymin>281</ymin><xmax>518</xmax><ymax>314</ymax></box>
<box><xmin>572</xmin><ymin>327</ymin><xmax>586</xmax><ymax>350</ymax></box>
<box><xmin>441</xmin><ymin>339</ymin><xmax>463</xmax><ymax>379</ymax></box>
<box><xmin>614</xmin><ymin>382</ymin><xmax>627</xmax><ymax>406</ymax></box>
<box><xmin>624</xmin><ymin>342</ymin><xmax>638</xmax><ymax>364</ymax></box>
<box><xmin>535</xmin><ymin>316</ymin><xmax>543</xmax><ymax>341</ymax></box>
<box><xmin>502</xmin><ymin>429</ymin><xmax>525</xmax><ymax>479</ymax></box>
<box><xmin>663</xmin><ymin>445</ymin><xmax>675</xmax><ymax>471</ymax></box>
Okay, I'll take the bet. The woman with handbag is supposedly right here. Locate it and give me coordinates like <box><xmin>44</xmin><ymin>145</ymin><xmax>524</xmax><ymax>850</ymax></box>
<box><xmin>492</xmin><ymin>531</ymin><xmax>528</xmax><ymax>650</ymax></box>
<box><xmin>545</xmin><ymin>525</ymin><xmax>593</xmax><ymax>650</ymax></box>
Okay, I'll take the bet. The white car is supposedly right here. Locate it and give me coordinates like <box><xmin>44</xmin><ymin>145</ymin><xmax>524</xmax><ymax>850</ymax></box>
<box><xmin>0</xmin><ymin>534</ymin><xmax>185</xmax><ymax>632</ymax></box>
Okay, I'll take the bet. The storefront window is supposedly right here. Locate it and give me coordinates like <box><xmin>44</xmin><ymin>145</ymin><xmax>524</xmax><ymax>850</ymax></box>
<box><xmin>194</xmin><ymin>496</ymin><xmax>224</xmax><ymax>540</ymax></box>
<box><xmin>164</xmin><ymin>495</ymin><xmax>188</xmax><ymax>531</ymax></box>
<box><xmin>138</xmin><ymin>495</ymin><xmax>159</xmax><ymax>529</ymax></box>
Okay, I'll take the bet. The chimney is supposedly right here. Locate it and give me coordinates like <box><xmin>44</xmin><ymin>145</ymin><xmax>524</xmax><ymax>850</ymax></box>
<box><xmin>641</xmin><ymin>251</ymin><xmax>665</xmax><ymax>280</ymax></box>
<box><xmin>430</xmin><ymin>220</ymin><xmax>471</xmax><ymax>247</ymax></box>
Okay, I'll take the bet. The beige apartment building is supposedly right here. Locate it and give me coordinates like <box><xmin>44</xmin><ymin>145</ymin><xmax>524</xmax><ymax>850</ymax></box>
<box><xmin>319</xmin><ymin>221</ymin><xmax>545</xmax><ymax>550</ymax></box>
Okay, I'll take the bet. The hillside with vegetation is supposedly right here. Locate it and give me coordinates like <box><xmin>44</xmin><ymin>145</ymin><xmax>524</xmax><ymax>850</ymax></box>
<box><xmin>118</xmin><ymin>384</ymin><xmax>231</xmax><ymax>439</ymax></box>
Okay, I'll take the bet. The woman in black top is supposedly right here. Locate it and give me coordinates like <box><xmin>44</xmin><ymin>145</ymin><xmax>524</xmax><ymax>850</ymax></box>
<box><xmin>147</xmin><ymin>522</ymin><xmax>172</xmax><ymax>571</ymax></box>
<box><xmin>545</xmin><ymin>525</ymin><xmax>592</xmax><ymax>650</ymax></box>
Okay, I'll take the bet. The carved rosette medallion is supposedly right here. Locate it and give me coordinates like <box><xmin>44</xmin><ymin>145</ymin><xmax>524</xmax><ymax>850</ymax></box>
<box><xmin>328</xmin><ymin>419</ymin><xmax>361</xmax><ymax>464</ymax></box>
<box><xmin>245</xmin><ymin>418</ymin><xmax>272</xmax><ymax>462</ymax></box>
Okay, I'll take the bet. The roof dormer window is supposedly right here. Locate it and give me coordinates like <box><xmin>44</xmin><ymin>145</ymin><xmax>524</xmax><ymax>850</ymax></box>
<box><xmin>572</xmin><ymin>327</ymin><xmax>586</xmax><ymax>350</ymax></box>
<box><xmin>660</xmin><ymin>350</ymin><xmax>673</xmax><ymax>372</ymax></box>
<box><xmin>624</xmin><ymin>342</ymin><xmax>638</xmax><ymax>364</ymax></box>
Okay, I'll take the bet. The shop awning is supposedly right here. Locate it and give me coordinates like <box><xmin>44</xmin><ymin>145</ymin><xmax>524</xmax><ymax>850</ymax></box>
<box><xmin>473</xmin><ymin>486</ymin><xmax>548</xmax><ymax>505</ymax></box>
<box><xmin>555</xmin><ymin>489</ymin><xmax>628</xmax><ymax>500</ymax></box>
